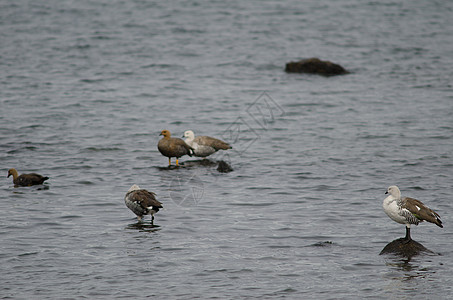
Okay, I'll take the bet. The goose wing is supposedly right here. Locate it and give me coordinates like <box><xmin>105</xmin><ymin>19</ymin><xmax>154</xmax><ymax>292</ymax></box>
<box><xmin>402</xmin><ymin>197</ymin><xmax>443</xmax><ymax>228</ymax></box>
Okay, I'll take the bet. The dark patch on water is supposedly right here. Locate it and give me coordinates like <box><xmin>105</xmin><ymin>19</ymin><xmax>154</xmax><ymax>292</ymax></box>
<box><xmin>126</xmin><ymin>222</ymin><xmax>161</xmax><ymax>233</ymax></box>
<box><xmin>311</xmin><ymin>241</ymin><xmax>334</xmax><ymax>247</ymax></box>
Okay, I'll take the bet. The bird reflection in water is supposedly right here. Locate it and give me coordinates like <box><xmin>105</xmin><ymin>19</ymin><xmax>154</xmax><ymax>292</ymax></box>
<box><xmin>381</xmin><ymin>238</ymin><xmax>439</xmax><ymax>283</ymax></box>
<box><xmin>126</xmin><ymin>222</ymin><xmax>161</xmax><ymax>233</ymax></box>
<box><xmin>383</xmin><ymin>252</ymin><xmax>438</xmax><ymax>284</ymax></box>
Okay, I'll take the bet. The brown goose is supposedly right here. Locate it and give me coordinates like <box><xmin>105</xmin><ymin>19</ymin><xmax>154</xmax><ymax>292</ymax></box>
<box><xmin>383</xmin><ymin>185</ymin><xmax>443</xmax><ymax>241</ymax></box>
<box><xmin>183</xmin><ymin>130</ymin><xmax>232</xmax><ymax>158</ymax></box>
<box><xmin>157</xmin><ymin>129</ymin><xmax>193</xmax><ymax>166</ymax></box>
<box><xmin>7</xmin><ymin>168</ymin><xmax>49</xmax><ymax>187</ymax></box>
<box><xmin>124</xmin><ymin>184</ymin><xmax>163</xmax><ymax>223</ymax></box>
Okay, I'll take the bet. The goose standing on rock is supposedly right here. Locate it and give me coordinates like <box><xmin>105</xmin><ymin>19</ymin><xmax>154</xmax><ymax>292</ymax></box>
<box><xmin>158</xmin><ymin>129</ymin><xmax>193</xmax><ymax>166</ymax></box>
<box><xmin>7</xmin><ymin>168</ymin><xmax>49</xmax><ymax>187</ymax></box>
<box><xmin>124</xmin><ymin>184</ymin><xmax>163</xmax><ymax>223</ymax></box>
<box><xmin>183</xmin><ymin>130</ymin><xmax>232</xmax><ymax>158</ymax></box>
<box><xmin>383</xmin><ymin>185</ymin><xmax>443</xmax><ymax>241</ymax></box>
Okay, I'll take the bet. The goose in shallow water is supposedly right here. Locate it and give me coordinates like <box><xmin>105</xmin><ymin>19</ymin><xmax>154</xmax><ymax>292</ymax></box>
<box><xmin>158</xmin><ymin>130</ymin><xmax>193</xmax><ymax>166</ymax></box>
<box><xmin>383</xmin><ymin>185</ymin><xmax>442</xmax><ymax>241</ymax></box>
<box><xmin>124</xmin><ymin>184</ymin><xmax>163</xmax><ymax>223</ymax></box>
<box><xmin>183</xmin><ymin>130</ymin><xmax>231</xmax><ymax>158</ymax></box>
<box><xmin>7</xmin><ymin>168</ymin><xmax>49</xmax><ymax>187</ymax></box>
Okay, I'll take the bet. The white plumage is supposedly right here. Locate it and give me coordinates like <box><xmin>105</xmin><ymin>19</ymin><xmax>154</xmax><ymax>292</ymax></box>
<box><xmin>383</xmin><ymin>185</ymin><xmax>442</xmax><ymax>241</ymax></box>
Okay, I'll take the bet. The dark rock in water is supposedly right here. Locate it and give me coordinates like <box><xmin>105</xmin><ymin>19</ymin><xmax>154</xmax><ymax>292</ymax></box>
<box><xmin>311</xmin><ymin>241</ymin><xmax>333</xmax><ymax>247</ymax></box>
<box><xmin>196</xmin><ymin>159</ymin><xmax>218</xmax><ymax>166</ymax></box>
<box><xmin>380</xmin><ymin>238</ymin><xmax>434</xmax><ymax>257</ymax></box>
<box><xmin>285</xmin><ymin>58</ymin><xmax>349</xmax><ymax>76</ymax></box>
<box><xmin>182</xmin><ymin>159</ymin><xmax>217</xmax><ymax>168</ymax></box>
<box><xmin>217</xmin><ymin>160</ymin><xmax>233</xmax><ymax>173</ymax></box>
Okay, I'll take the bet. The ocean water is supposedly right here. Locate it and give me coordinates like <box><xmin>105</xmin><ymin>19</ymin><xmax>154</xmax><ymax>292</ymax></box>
<box><xmin>1</xmin><ymin>0</ymin><xmax>453</xmax><ymax>299</ymax></box>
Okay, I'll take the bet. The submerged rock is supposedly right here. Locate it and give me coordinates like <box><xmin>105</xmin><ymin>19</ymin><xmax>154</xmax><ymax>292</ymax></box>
<box><xmin>285</xmin><ymin>58</ymin><xmax>349</xmax><ymax>76</ymax></box>
<box><xmin>217</xmin><ymin>160</ymin><xmax>233</xmax><ymax>173</ymax></box>
<box><xmin>182</xmin><ymin>159</ymin><xmax>217</xmax><ymax>167</ymax></box>
<box><xmin>379</xmin><ymin>238</ymin><xmax>434</xmax><ymax>257</ymax></box>
<box><xmin>193</xmin><ymin>159</ymin><xmax>218</xmax><ymax>167</ymax></box>
<box><xmin>173</xmin><ymin>159</ymin><xmax>233</xmax><ymax>173</ymax></box>
<box><xmin>311</xmin><ymin>241</ymin><xmax>333</xmax><ymax>247</ymax></box>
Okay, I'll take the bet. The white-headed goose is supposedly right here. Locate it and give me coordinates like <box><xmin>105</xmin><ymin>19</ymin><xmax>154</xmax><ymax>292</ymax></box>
<box><xmin>383</xmin><ymin>185</ymin><xmax>442</xmax><ymax>241</ymax></box>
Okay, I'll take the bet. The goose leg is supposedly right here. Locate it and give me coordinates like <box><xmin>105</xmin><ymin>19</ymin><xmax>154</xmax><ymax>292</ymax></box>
<box><xmin>404</xmin><ymin>226</ymin><xmax>411</xmax><ymax>242</ymax></box>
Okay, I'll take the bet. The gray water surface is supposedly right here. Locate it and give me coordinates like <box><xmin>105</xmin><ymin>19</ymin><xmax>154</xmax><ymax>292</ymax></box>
<box><xmin>1</xmin><ymin>0</ymin><xmax>453</xmax><ymax>299</ymax></box>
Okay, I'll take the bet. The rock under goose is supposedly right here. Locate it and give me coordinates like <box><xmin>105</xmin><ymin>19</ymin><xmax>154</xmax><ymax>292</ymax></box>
<box><xmin>158</xmin><ymin>129</ymin><xmax>193</xmax><ymax>166</ymax></box>
<box><xmin>124</xmin><ymin>184</ymin><xmax>163</xmax><ymax>223</ymax></box>
<box><xmin>383</xmin><ymin>185</ymin><xmax>442</xmax><ymax>241</ymax></box>
<box><xmin>7</xmin><ymin>168</ymin><xmax>49</xmax><ymax>187</ymax></box>
<box><xmin>183</xmin><ymin>130</ymin><xmax>232</xmax><ymax>158</ymax></box>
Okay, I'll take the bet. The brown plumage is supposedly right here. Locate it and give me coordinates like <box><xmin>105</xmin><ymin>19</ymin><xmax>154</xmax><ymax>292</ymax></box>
<box><xmin>401</xmin><ymin>197</ymin><xmax>443</xmax><ymax>228</ymax></box>
<box><xmin>157</xmin><ymin>129</ymin><xmax>193</xmax><ymax>166</ymax></box>
<box><xmin>7</xmin><ymin>168</ymin><xmax>49</xmax><ymax>187</ymax></box>
<box><xmin>125</xmin><ymin>184</ymin><xmax>163</xmax><ymax>223</ymax></box>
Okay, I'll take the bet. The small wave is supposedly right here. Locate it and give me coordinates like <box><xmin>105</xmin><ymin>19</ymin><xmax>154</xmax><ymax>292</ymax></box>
<box><xmin>76</xmin><ymin>180</ymin><xmax>94</xmax><ymax>185</ymax></box>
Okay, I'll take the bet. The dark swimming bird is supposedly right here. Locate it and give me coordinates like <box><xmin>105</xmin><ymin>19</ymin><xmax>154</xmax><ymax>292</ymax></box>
<box><xmin>158</xmin><ymin>129</ymin><xmax>193</xmax><ymax>166</ymax></box>
<box><xmin>7</xmin><ymin>168</ymin><xmax>49</xmax><ymax>187</ymax></box>
<box><xmin>183</xmin><ymin>130</ymin><xmax>232</xmax><ymax>158</ymax></box>
<box><xmin>383</xmin><ymin>185</ymin><xmax>443</xmax><ymax>241</ymax></box>
<box><xmin>124</xmin><ymin>184</ymin><xmax>163</xmax><ymax>223</ymax></box>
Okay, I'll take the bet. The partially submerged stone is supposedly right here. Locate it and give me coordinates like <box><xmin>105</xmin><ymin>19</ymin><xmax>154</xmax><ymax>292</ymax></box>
<box><xmin>380</xmin><ymin>238</ymin><xmax>434</xmax><ymax>257</ymax></box>
<box><xmin>285</xmin><ymin>58</ymin><xmax>349</xmax><ymax>76</ymax></box>
<box><xmin>217</xmin><ymin>160</ymin><xmax>233</xmax><ymax>173</ymax></box>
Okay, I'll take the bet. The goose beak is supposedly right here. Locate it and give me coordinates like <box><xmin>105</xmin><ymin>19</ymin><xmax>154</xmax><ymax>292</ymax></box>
<box><xmin>385</xmin><ymin>191</ymin><xmax>388</xmax><ymax>194</ymax></box>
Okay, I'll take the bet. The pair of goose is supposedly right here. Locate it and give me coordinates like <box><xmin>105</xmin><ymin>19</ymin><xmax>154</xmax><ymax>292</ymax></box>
<box><xmin>5</xmin><ymin>169</ymin><xmax>161</xmax><ymax>224</ymax></box>
<box><xmin>157</xmin><ymin>129</ymin><xmax>231</xmax><ymax>166</ymax></box>
<box><xmin>5</xmin><ymin>170</ymin><xmax>162</xmax><ymax>225</ymax></box>
<box><xmin>125</xmin><ymin>184</ymin><xmax>444</xmax><ymax>239</ymax></box>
